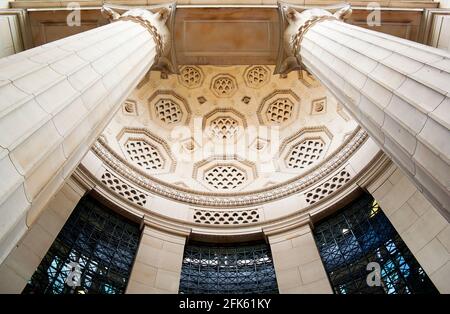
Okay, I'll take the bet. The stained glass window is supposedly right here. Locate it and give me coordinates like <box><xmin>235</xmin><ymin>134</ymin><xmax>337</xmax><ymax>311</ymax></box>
<box><xmin>22</xmin><ymin>195</ymin><xmax>140</xmax><ymax>294</ymax></box>
<box><xmin>313</xmin><ymin>193</ymin><xmax>438</xmax><ymax>294</ymax></box>
<box><xmin>179</xmin><ymin>241</ymin><xmax>279</xmax><ymax>294</ymax></box>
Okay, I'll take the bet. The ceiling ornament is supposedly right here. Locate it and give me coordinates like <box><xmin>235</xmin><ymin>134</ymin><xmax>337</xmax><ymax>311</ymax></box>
<box><xmin>92</xmin><ymin>127</ymin><xmax>367</xmax><ymax>207</ymax></box>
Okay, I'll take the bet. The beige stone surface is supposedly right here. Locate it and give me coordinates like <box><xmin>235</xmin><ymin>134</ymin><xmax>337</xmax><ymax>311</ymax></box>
<box><xmin>368</xmin><ymin>164</ymin><xmax>450</xmax><ymax>293</ymax></box>
<box><xmin>268</xmin><ymin>224</ymin><xmax>332</xmax><ymax>294</ymax></box>
<box><xmin>292</xmin><ymin>10</ymin><xmax>450</xmax><ymax>220</ymax></box>
<box><xmin>0</xmin><ymin>176</ymin><xmax>87</xmax><ymax>293</ymax></box>
<box><xmin>126</xmin><ymin>226</ymin><xmax>187</xmax><ymax>294</ymax></box>
<box><xmin>0</xmin><ymin>8</ymin><xmax>165</xmax><ymax>265</ymax></box>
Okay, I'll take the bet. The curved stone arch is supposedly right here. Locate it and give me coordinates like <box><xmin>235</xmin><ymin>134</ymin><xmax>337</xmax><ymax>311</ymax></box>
<box><xmin>89</xmin><ymin>127</ymin><xmax>369</xmax><ymax>207</ymax></box>
<box><xmin>77</xmin><ymin>133</ymin><xmax>385</xmax><ymax>237</ymax></box>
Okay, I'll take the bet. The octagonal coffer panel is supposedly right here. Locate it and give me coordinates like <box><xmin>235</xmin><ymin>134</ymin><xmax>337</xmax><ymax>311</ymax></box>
<box><xmin>210</xmin><ymin>74</ymin><xmax>237</xmax><ymax>97</ymax></box>
<box><xmin>154</xmin><ymin>98</ymin><xmax>182</xmax><ymax>125</ymax></box>
<box><xmin>244</xmin><ymin>65</ymin><xmax>270</xmax><ymax>88</ymax></box>
<box><xmin>257</xmin><ymin>90</ymin><xmax>300</xmax><ymax>128</ymax></box>
<box><xmin>148</xmin><ymin>91</ymin><xmax>191</xmax><ymax>128</ymax></box>
<box><xmin>286</xmin><ymin>138</ymin><xmax>325</xmax><ymax>169</ymax></box>
<box><xmin>97</xmin><ymin>65</ymin><xmax>360</xmax><ymax>200</ymax></box>
<box><xmin>266</xmin><ymin>98</ymin><xmax>294</xmax><ymax>123</ymax></box>
<box><xmin>125</xmin><ymin>139</ymin><xmax>164</xmax><ymax>171</ymax></box>
<box><xmin>118</xmin><ymin>128</ymin><xmax>176</xmax><ymax>175</ymax></box>
<box><xmin>179</xmin><ymin>66</ymin><xmax>204</xmax><ymax>88</ymax></box>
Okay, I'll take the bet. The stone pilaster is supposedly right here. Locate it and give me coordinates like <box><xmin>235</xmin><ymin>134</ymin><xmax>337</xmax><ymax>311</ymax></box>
<box><xmin>266</xmin><ymin>224</ymin><xmax>332</xmax><ymax>294</ymax></box>
<box><xmin>126</xmin><ymin>225</ymin><xmax>188</xmax><ymax>294</ymax></box>
<box><xmin>0</xmin><ymin>5</ymin><xmax>174</xmax><ymax>264</ymax></box>
<box><xmin>278</xmin><ymin>3</ymin><xmax>450</xmax><ymax>220</ymax></box>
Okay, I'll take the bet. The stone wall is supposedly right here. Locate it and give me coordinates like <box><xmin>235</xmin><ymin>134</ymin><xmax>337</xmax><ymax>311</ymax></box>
<box><xmin>267</xmin><ymin>224</ymin><xmax>332</xmax><ymax>293</ymax></box>
<box><xmin>367</xmin><ymin>164</ymin><xmax>450</xmax><ymax>293</ymax></box>
<box><xmin>126</xmin><ymin>226</ymin><xmax>187</xmax><ymax>294</ymax></box>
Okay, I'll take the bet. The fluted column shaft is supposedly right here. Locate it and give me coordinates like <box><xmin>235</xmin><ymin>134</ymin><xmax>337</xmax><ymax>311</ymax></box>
<box><xmin>293</xmin><ymin>16</ymin><xmax>450</xmax><ymax>219</ymax></box>
<box><xmin>0</xmin><ymin>10</ymin><xmax>165</xmax><ymax>263</ymax></box>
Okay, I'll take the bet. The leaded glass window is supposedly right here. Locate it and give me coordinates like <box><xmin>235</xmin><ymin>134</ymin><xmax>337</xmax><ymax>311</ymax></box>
<box><xmin>313</xmin><ymin>193</ymin><xmax>438</xmax><ymax>294</ymax></box>
<box><xmin>23</xmin><ymin>195</ymin><xmax>140</xmax><ymax>294</ymax></box>
<box><xmin>179</xmin><ymin>241</ymin><xmax>279</xmax><ymax>294</ymax></box>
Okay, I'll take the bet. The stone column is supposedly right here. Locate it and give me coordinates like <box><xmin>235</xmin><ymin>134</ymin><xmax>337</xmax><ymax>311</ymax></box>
<box><xmin>0</xmin><ymin>176</ymin><xmax>88</xmax><ymax>293</ymax></box>
<box><xmin>126</xmin><ymin>225</ymin><xmax>189</xmax><ymax>294</ymax></box>
<box><xmin>278</xmin><ymin>4</ymin><xmax>450</xmax><ymax>220</ymax></box>
<box><xmin>0</xmin><ymin>5</ymin><xmax>174</xmax><ymax>264</ymax></box>
<box><xmin>265</xmin><ymin>223</ymin><xmax>332</xmax><ymax>294</ymax></box>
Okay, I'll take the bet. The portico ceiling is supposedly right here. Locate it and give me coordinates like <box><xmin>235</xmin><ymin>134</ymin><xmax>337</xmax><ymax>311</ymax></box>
<box><xmin>20</xmin><ymin>3</ymin><xmax>429</xmax><ymax>64</ymax></box>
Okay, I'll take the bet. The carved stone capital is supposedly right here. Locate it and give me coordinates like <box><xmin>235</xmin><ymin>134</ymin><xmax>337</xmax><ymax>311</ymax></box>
<box><xmin>101</xmin><ymin>3</ymin><xmax>179</xmax><ymax>74</ymax></box>
<box><xmin>274</xmin><ymin>2</ymin><xmax>352</xmax><ymax>75</ymax></box>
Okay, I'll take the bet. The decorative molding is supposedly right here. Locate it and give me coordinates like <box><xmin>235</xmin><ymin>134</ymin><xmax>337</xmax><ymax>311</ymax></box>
<box><xmin>91</xmin><ymin>127</ymin><xmax>368</xmax><ymax>207</ymax></box>
<box><xmin>100</xmin><ymin>169</ymin><xmax>148</xmax><ymax>207</ymax></box>
<box><xmin>193</xmin><ymin>208</ymin><xmax>261</xmax><ymax>225</ymax></box>
<box><xmin>122</xmin><ymin>99</ymin><xmax>138</xmax><ymax>116</ymax></box>
<box><xmin>311</xmin><ymin>97</ymin><xmax>327</xmax><ymax>115</ymax></box>
<box><xmin>336</xmin><ymin>103</ymin><xmax>351</xmax><ymax>122</ymax></box>
<box><xmin>279</xmin><ymin>125</ymin><xmax>333</xmax><ymax>153</ymax></box>
<box><xmin>304</xmin><ymin>168</ymin><xmax>352</xmax><ymax>205</ymax></box>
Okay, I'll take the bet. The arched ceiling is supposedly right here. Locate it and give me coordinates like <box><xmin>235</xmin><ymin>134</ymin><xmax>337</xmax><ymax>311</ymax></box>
<box><xmin>97</xmin><ymin>65</ymin><xmax>359</xmax><ymax>198</ymax></box>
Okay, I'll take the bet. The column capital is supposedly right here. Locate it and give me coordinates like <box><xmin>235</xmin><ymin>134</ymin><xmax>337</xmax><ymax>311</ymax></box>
<box><xmin>101</xmin><ymin>3</ymin><xmax>179</xmax><ymax>75</ymax></box>
<box><xmin>275</xmin><ymin>2</ymin><xmax>352</xmax><ymax>75</ymax></box>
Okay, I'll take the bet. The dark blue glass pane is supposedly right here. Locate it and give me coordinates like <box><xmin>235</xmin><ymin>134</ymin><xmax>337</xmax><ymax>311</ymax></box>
<box><xmin>22</xmin><ymin>196</ymin><xmax>140</xmax><ymax>294</ymax></box>
<box><xmin>313</xmin><ymin>193</ymin><xmax>438</xmax><ymax>294</ymax></box>
<box><xmin>179</xmin><ymin>241</ymin><xmax>278</xmax><ymax>294</ymax></box>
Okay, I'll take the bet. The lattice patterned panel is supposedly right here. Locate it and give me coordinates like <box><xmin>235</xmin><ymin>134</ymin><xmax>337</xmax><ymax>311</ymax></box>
<box><xmin>204</xmin><ymin>165</ymin><xmax>247</xmax><ymax>190</ymax></box>
<box><xmin>154</xmin><ymin>98</ymin><xmax>182</xmax><ymax>124</ymax></box>
<box><xmin>287</xmin><ymin>138</ymin><xmax>325</xmax><ymax>169</ymax></box>
<box><xmin>305</xmin><ymin>170</ymin><xmax>352</xmax><ymax>205</ymax></box>
<box><xmin>179</xmin><ymin>66</ymin><xmax>203</xmax><ymax>88</ymax></box>
<box><xmin>101</xmin><ymin>171</ymin><xmax>148</xmax><ymax>206</ymax></box>
<box><xmin>193</xmin><ymin>209</ymin><xmax>260</xmax><ymax>225</ymax></box>
<box><xmin>266</xmin><ymin>98</ymin><xmax>294</xmax><ymax>123</ymax></box>
<box><xmin>210</xmin><ymin>116</ymin><xmax>239</xmax><ymax>140</ymax></box>
<box><xmin>211</xmin><ymin>75</ymin><xmax>236</xmax><ymax>97</ymax></box>
<box><xmin>125</xmin><ymin>139</ymin><xmax>164</xmax><ymax>171</ymax></box>
<box><xmin>245</xmin><ymin>66</ymin><xmax>269</xmax><ymax>88</ymax></box>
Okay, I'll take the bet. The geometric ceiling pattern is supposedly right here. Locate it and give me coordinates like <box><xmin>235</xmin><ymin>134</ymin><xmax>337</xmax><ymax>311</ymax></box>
<box><xmin>100</xmin><ymin>65</ymin><xmax>358</xmax><ymax>194</ymax></box>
